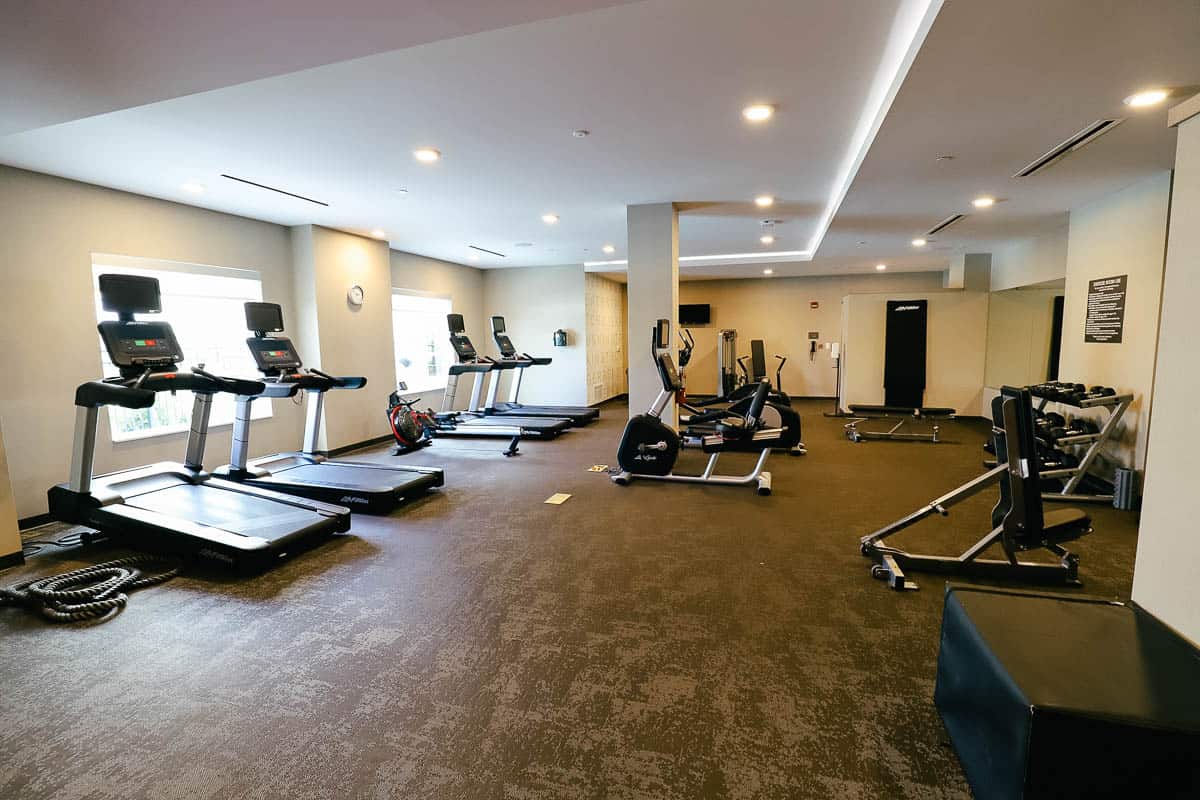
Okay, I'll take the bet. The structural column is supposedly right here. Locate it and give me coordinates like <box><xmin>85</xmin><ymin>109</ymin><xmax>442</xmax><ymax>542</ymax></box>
<box><xmin>0</xmin><ymin>420</ymin><xmax>23</xmax><ymax>568</ymax></box>
<box><xmin>626</xmin><ymin>203</ymin><xmax>679</xmax><ymax>420</ymax></box>
<box><xmin>1129</xmin><ymin>93</ymin><xmax>1200</xmax><ymax>643</ymax></box>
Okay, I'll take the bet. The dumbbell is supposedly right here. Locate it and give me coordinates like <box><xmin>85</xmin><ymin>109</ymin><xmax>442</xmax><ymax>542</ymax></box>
<box><xmin>1061</xmin><ymin>386</ymin><xmax>1117</xmax><ymax>405</ymax></box>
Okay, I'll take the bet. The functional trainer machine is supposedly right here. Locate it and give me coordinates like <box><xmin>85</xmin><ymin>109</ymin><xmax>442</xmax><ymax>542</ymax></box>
<box><xmin>859</xmin><ymin>386</ymin><xmax>1091</xmax><ymax>590</ymax></box>
<box><xmin>48</xmin><ymin>275</ymin><xmax>351</xmax><ymax>570</ymax></box>
<box><xmin>612</xmin><ymin>320</ymin><xmax>791</xmax><ymax>495</ymax></box>
<box><xmin>212</xmin><ymin>302</ymin><xmax>444</xmax><ymax>514</ymax></box>
<box><xmin>485</xmin><ymin>316</ymin><xmax>598</xmax><ymax>425</ymax></box>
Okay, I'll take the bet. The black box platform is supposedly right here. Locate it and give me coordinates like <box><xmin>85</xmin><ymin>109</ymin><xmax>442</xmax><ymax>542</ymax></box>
<box><xmin>935</xmin><ymin>585</ymin><xmax>1200</xmax><ymax>799</ymax></box>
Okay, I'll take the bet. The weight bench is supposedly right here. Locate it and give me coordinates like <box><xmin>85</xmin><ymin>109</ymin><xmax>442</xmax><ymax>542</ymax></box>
<box><xmin>844</xmin><ymin>404</ymin><xmax>955</xmax><ymax>443</ymax></box>
<box><xmin>859</xmin><ymin>387</ymin><xmax>1091</xmax><ymax>590</ymax></box>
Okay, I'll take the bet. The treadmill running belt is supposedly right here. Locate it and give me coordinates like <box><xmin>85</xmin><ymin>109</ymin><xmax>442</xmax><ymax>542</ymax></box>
<box><xmin>461</xmin><ymin>415</ymin><xmax>566</xmax><ymax>430</ymax></box>
<box><xmin>130</xmin><ymin>484</ymin><xmax>331</xmax><ymax>541</ymax></box>
<box><xmin>269</xmin><ymin>463</ymin><xmax>433</xmax><ymax>492</ymax></box>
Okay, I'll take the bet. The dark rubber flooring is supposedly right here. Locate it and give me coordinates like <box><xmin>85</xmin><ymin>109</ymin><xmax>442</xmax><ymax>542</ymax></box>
<box><xmin>0</xmin><ymin>399</ymin><xmax>1139</xmax><ymax>799</ymax></box>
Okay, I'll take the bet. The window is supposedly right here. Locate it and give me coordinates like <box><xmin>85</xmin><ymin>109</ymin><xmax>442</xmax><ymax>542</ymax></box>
<box><xmin>392</xmin><ymin>291</ymin><xmax>454</xmax><ymax>393</ymax></box>
<box><xmin>91</xmin><ymin>259</ymin><xmax>271</xmax><ymax>442</ymax></box>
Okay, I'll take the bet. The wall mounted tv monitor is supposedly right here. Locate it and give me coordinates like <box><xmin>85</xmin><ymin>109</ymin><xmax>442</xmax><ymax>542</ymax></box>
<box><xmin>679</xmin><ymin>304</ymin><xmax>711</xmax><ymax>325</ymax></box>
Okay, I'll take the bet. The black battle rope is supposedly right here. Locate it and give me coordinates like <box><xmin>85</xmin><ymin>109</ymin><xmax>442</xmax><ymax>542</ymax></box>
<box><xmin>0</xmin><ymin>555</ymin><xmax>181</xmax><ymax>623</ymax></box>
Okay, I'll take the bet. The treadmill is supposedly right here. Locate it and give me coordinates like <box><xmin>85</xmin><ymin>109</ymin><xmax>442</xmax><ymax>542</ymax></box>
<box><xmin>433</xmin><ymin>314</ymin><xmax>571</xmax><ymax>441</ymax></box>
<box><xmin>47</xmin><ymin>275</ymin><xmax>351</xmax><ymax>571</ymax></box>
<box><xmin>482</xmin><ymin>316</ymin><xmax>599</xmax><ymax>426</ymax></box>
<box><xmin>211</xmin><ymin>302</ymin><xmax>444</xmax><ymax>514</ymax></box>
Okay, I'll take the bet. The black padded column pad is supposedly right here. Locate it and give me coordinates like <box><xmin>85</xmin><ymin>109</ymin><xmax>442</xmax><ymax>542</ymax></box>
<box><xmin>935</xmin><ymin>585</ymin><xmax>1200</xmax><ymax>800</ymax></box>
<box><xmin>884</xmin><ymin>299</ymin><xmax>927</xmax><ymax>408</ymax></box>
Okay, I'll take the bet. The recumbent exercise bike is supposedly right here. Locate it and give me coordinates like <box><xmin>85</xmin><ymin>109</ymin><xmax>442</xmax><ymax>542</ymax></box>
<box><xmin>612</xmin><ymin>319</ymin><xmax>802</xmax><ymax>495</ymax></box>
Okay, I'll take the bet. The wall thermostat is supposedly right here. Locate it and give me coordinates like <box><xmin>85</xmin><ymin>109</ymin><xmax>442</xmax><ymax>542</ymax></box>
<box><xmin>347</xmin><ymin>285</ymin><xmax>365</xmax><ymax>306</ymax></box>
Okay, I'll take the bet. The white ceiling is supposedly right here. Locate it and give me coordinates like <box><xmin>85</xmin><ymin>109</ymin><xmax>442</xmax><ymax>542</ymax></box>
<box><xmin>1</xmin><ymin>0</ymin><xmax>1197</xmax><ymax>280</ymax></box>
<box><xmin>0</xmin><ymin>0</ymin><xmax>937</xmax><ymax>274</ymax></box>
<box><xmin>0</xmin><ymin>0</ymin><xmax>640</xmax><ymax>136</ymax></box>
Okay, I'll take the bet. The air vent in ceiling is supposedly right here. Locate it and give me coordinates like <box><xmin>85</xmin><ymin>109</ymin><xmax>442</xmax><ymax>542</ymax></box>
<box><xmin>469</xmin><ymin>245</ymin><xmax>506</xmax><ymax>258</ymax></box>
<box><xmin>221</xmin><ymin>174</ymin><xmax>328</xmax><ymax>206</ymax></box>
<box><xmin>926</xmin><ymin>214</ymin><xmax>966</xmax><ymax>236</ymax></box>
<box><xmin>1013</xmin><ymin>119</ymin><xmax>1124</xmax><ymax>178</ymax></box>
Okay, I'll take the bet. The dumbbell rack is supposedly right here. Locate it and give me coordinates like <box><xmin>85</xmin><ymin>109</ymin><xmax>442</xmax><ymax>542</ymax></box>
<box><xmin>1033</xmin><ymin>390</ymin><xmax>1134</xmax><ymax>504</ymax></box>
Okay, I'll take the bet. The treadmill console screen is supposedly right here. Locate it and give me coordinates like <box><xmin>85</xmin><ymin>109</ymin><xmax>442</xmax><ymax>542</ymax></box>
<box><xmin>495</xmin><ymin>333</ymin><xmax>516</xmax><ymax>357</ymax></box>
<box><xmin>247</xmin><ymin>337</ymin><xmax>302</xmax><ymax>372</ymax></box>
<box><xmin>450</xmin><ymin>333</ymin><xmax>477</xmax><ymax>361</ymax></box>
<box><xmin>99</xmin><ymin>321</ymin><xmax>185</xmax><ymax>367</ymax></box>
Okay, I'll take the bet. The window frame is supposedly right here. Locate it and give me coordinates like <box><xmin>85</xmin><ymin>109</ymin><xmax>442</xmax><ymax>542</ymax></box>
<box><xmin>391</xmin><ymin>288</ymin><xmax>454</xmax><ymax>394</ymax></box>
<box><xmin>90</xmin><ymin>254</ymin><xmax>271</xmax><ymax>443</ymax></box>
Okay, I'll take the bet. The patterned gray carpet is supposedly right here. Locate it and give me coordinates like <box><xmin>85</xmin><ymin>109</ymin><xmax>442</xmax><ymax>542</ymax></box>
<box><xmin>0</xmin><ymin>400</ymin><xmax>1139</xmax><ymax>799</ymax></box>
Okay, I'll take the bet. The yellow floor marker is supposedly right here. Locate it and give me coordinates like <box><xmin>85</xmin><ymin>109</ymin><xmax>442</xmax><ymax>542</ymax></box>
<box><xmin>544</xmin><ymin>493</ymin><xmax>572</xmax><ymax>505</ymax></box>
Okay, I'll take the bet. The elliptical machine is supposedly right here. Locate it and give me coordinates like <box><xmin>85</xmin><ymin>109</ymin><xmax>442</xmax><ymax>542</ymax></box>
<box><xmin>613</xmin><ymin>320</ymin><xmax>792</xmax><ymax>496</ymax></box>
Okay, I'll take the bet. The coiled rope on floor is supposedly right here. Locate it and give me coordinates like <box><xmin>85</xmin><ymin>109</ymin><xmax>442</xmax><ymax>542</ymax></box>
<box><xmin>0</xmin><ymin>555</ymin><xmax>181</xmax><ymax>623</ymax></box>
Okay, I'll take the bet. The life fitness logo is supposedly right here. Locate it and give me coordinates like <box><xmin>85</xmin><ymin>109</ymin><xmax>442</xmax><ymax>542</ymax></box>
<box><xmin>894</xmin><ymin>305</ymin><xmax>922</xmax><ymax>312</ymax></box>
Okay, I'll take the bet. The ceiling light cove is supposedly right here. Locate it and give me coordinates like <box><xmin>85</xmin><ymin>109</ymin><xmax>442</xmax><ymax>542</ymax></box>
<box><xmin>763</xmin><ymin>268</ymin><xmax>774</xmax><ymax>275</ymax></box>
<box><xmin>468</xmin><ymin>254</ymin><xmax>480</xmax><ymax>262</ymax></box>
<box><xmin>181</xmin><ymin>181</ymin><xmax>205</xmax><ymax>194</ymax></box>
<box><xmin>541</xmin><ymin>213</ymin><xmax>559</xmax><ymax>224</ymax></box>
<box><xmin>875</xmin><ymin>263</ymin><xmax>887</xmax><ymax>271</ymax></box>
<box><xmin>583</xmin><ymin>249</ymin><xmax>812</xmax><ymax>268</ymax></box>
<box><xmin>972</xmin><ymin>195</ymin><xmax>996</xmax><ymax>208</ymax></box>
<box><xmin>1124</xmin><ymin>89</ymin><xmax>1169</xmax><ymax>108</ymax></box>
<box><xmin>760</xmin><ymin>234</ymin><xmax>775</xmax><ymax>245</ymax></box>
<box><xmin>911</xmin><ymin>238</ymin><xmax>927</xmax><ymax>247</ymax></box>
<box><xmin>602</xmin><ymin>244</ymin><xmax>615</xmax><ymax>254</ymax></box>
<box><xmin>742</xmin><ymin>103</ymin><xmax>775</xmax><ymax>123</ymax></box>
<box><xmin>371</xmin><ymin>229</ymin><xmax>386</xmax><ymax>239</ymax></box>
<box><xmin>754</xmin><ymin>194</ymin><xmax>775</xmax><ymax>208</ymax></box>
<box><xmin>413</xmin><ymin>147</ymin><xmax>441</xmax><ymax>163</ymax></box>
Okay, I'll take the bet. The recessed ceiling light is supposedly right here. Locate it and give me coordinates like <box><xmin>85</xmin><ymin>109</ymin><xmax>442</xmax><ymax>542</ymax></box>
<box><xmin>181</xmin><ymin>181</ymin><xmax>205</xmax><ymax>194</ymax></box>
<box><xmin>413</xmin><ymin>147</ymin><xmax>441</xmax><ymax>163</ymax></box>
<box><xmin>602</xmin><ymin>244</ymin><xmax>615</xmax><ymax>254</ymax></box>
<box><xmin>469</xmin><ymin>254</ymin><xmax>480</xmax><ymax>262</ymax></box>
<box><xmin>911</xmin><ymin>238</ymin><xmax>927</xmax><ymax>247</ymax></box>
<box><xmin>760</xmin><ymin>234</ymin><xmax>775</xmax><ymax>245</ymax></box>
<box><xmin>1124</xmin><ymin>89</ymin><xmax>1169</xmax><ymax>108</ymax></box>
<box><xmin>541</xmin><ymin>213</ymin><xmax>559</xmax><ymax>224</ymax></box>
<box><xmin>754</xmin><ymin>195</ymin><xmax>775</xmax><ymax>208</ymax></box>
<box><xmin>572</xmin><ymin>129</ymin><xmax>590</xmax><ymax>138</ymax></box>
<box><xmin>396</xmin><ymin>187</ymin><xmax>409</xmax><ymax>194</ymax></box>
<box><xmin>763</xmin><ymin>268</ymin><xmax>774</xmax><ymax>275</ymax></box>
<box><xmin>742</xmin><ymin>103</ymin><xmax>775</xmax><ymax>123</ymax></box>
<box><xmin>973</xmin><ymin>196</ymin><xmax>996</xmax><ymax>209</ymax></box>
<box><xmin>371</xmin><ymin>229</ymin><xmax>386</xmax><ymax>239</ymax></box>
<box><xmin>876</xmin><ymin>263</ymin><xmax>887</xmax><ymax>271</ymax></box>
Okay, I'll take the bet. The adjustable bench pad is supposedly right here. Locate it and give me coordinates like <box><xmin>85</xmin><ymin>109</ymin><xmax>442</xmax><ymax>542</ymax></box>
<box><xmin>848</xmin><ymin>404</ymin><xmax>956</xmax><ymax>417</ymax></box>
<box><xmin>935</xmin><ymin>585</ymin><xmax>1200</xmax><ymax>800</ymax></box>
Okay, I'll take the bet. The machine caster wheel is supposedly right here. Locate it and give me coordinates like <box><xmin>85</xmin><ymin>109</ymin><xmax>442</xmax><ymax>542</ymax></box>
<box><xmin>757</xmin><ymin>485</ymin><xmax>771</xmax><ymax>496</ymax></box>
<box><xmin>612</xmin><ymin>474</ymin><xmax>630</xmax><ymax>486</ymax></box>
<box><xmin>870</xmin><ymin>564</ymin><xmax>887</xmax><ymax>580</ymax></box>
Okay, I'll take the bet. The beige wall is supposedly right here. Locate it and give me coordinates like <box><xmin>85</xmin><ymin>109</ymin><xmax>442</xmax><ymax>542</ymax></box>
<box><xmin>0</xmin><ymin>166</ymin><xmax>306</xmax><ymax>518</ymax></box>
<box><xmin>389</xmin><ymin>250</ymin><xmax>485</xmax><ymax>411</ymax></box>
<box><xmin>483</xmin><ymin>265</ymin><xmax>588</xmax><ymax>407</ymax></box>
<box><xmin>989</xmin><ymin>226</ymin><xmax>1068</xmax><ymax>291</ymax></box>
<box><xmin>678</xmin><ymin>271</ymin><xmax>944</xmax><ymax>397</ymax></box>
<box><xmin>1059</xmin><ymin>171</ymin><xmax>1171</xmax><ymax>471</ymax></box>
<box><xmin>0</xmin><ymin>422</ymin><xmax>20</xmax><ymax>561</ymax></box>
<box><xmin>294</xmin><ymin>226</ymin><xmax>396</xmax><ymax>450</ymax></box>
<box><xmin>585</xmin><ymin>274</ymin><xmax>627</xmax><ymax>404</ymax></box>
<box><xmin>841</xmin><ymin>290</ymin><xmax>989</xmax><ymax>415</ymax></box>
<box><xmin>984</xmin><ymin>288</ymin><xmax>1061</xmax><ymax>389</ymax></box>
<box><xmin>1132</xmin><ymin>107</ymin><xmax>1200</xmax><ymax>644</ymax></box>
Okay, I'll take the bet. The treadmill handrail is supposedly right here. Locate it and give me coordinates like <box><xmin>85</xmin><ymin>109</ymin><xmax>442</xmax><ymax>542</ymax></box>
<box><xmin>74</xmin><ymin>380</ymin><xmax>156</xmax><ymax>410</ymax></box>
